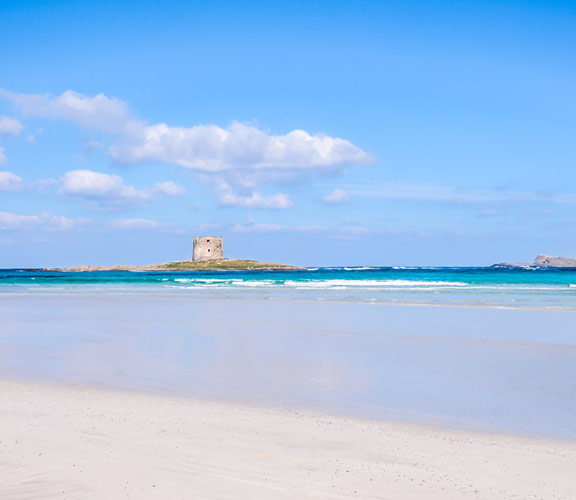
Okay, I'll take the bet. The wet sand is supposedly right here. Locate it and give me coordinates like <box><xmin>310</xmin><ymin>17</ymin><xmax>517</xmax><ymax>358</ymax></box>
<box><xmin>1</xmin><ymin>293</ymin><xmax>576</xmax><ymax>437</ymax></box>
<box><xmin>2</xmin><ymin>378</ymin><xmax>576</xmax><ymax>500</ymax></box>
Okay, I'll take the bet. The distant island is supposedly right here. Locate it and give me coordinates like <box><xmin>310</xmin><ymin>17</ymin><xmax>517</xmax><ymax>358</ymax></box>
<box><xmin>43</xmin><ymin>236</ymin><xmax>302</xmax><ymax>272</ymax></box>
<box><xmin>493</xmin><ymin>254</ymin><xmax>576</xmax><ymax>268</ymax></box>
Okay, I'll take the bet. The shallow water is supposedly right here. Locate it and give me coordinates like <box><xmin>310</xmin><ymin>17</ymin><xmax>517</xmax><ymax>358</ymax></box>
<box><xmin>2</xmin><ymin>266</ymin><xmax>576</xmax><ymax>310</ymax></box>
<box><xmin>1</xmin><ymin>293</ymin><xmax>575</xmax><ymax>439</ymax></box>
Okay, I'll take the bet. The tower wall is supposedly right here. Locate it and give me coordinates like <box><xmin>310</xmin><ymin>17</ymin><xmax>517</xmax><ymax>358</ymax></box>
<box><xmin>193</xmin><ymin>236</ymin><xmax>223</xmax><ymax>261</ymax></box>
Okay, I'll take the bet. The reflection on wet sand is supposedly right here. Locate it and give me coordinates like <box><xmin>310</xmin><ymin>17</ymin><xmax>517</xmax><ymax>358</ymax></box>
<box><xmin>1</xmin><ymin>293</ymin><xmax>575</xmax><ymax>438</ymax></box>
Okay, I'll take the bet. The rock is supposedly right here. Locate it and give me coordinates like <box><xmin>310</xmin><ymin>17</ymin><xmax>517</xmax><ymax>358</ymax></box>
<box><xmin>492</xmin><ymin>254</ymin><xmax>576</xmax><ymax>268</ymax></box>
<box><xmin>533</xmin><ymin>254</ymin><xmax>576</xmax><ymax>268</ymax></box>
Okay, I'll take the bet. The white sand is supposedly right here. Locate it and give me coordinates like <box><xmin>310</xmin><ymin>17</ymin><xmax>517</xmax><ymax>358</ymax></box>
<box><xmin>1</xmin><ymin>380</ymin><xmax>575</xmax><ymax>500</ymax></box>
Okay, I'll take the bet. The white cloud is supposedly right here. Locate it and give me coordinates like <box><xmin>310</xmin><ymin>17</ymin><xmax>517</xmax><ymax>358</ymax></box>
<box><xmin>0</xmin><ymin>90</ymin><xmax>139</xmax><ymax>136</ymax></box>
<box><xmin>108</xmin><ymin>218</ymin><xmax>185</xmax><ymax>233</ymax></box>
<box><xmin>0</xmin><ymin>147</ymin><xmax>6</xmax><ymax>165</ymax></box>
<box><xmin>60</xmin><ymin>169</ymin><xmax>150</xmax><ymax>208</ymax></box>
<box><xmin>0</xmin><ymin>171</ymin><xmax>23</xmax><ymax>191</ymax></box>
<box><xmin>59</xmin><ymin>169</ymin><xmax>184</xmax><ymax>209</ymax></box>
<box><xmin>321</xmin><ymin>188</ymin><xmax>350</xmax><ymax>204</ymax></box>
<box><xmin>110</xmin><ymin>121</ymin><xmax>373</xmax><ymax>175</ymax></box>
<box><xmin>1</xmin><ymin>90</ymin><xmax>374</xmax><ymax>205</ymax></box>
<box><xmin>0</xmin><ymin>211</ymin><xmax>90</xmax><ymax>231</ymax></box>
<box><xmin>153</xmin><ymin>180</ymin><xmax>186</xmax><ymax>197</ymax></box>
<box><xmin>216</xmin><ymin>182</ymin><xmax>292</xmax><ymax>209</ymax></box>
<box><xmin>0</xmin><ymin>116</ymin><xmax>23</xmax><ymax>137</ymax></box>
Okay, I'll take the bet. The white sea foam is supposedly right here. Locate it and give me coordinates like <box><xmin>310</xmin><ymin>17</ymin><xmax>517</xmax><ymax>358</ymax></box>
<box><xmin>172</xmin><ymin>278</ymin><xmax>278</xmax><ymax>287</ymax></box>
<box><xmin>283</xmin><ymin>279</ymin><xmax>468</xmax><ymax>288</ymax></box>
<box><xmin>166</xmin><ymin>278</ymin><xmax>469</xmax><ymax>289</ymax></box>
<box><xmin>174</xmin><ymin>278</ymin><xmax>244</xmax><ymax>284</ymax></box>
<box><xmin>163</xmin><ymin>277</ymin><xmax>576</xmax><ymax>292</ymax></box>
<box><xmin>343</xmin><ymin>267</ymin><xmax>376</xmax><ymax>271</ymax></box>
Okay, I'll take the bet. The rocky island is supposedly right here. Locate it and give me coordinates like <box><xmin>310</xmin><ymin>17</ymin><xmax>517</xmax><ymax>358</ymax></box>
<box><xmin>47</xmin><ymin>259</ymin><xmax>301</xmax><ymax>272</ymax></box>
<box><xmin>43</xmin><ymin>236</ymin><xmax>302</xmax><ymax>272</ymax></box>
<box><xmin>493</xmin><ymin>254</ymin><xmax>576</xmax><ymax>268</ymax></box>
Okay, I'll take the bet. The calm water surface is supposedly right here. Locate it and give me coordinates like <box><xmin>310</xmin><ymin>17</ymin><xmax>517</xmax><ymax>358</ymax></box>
<box><xmin>1</xmin><ymin>290</ymin><xmax>575</xmax><ymax>439</ymax></box>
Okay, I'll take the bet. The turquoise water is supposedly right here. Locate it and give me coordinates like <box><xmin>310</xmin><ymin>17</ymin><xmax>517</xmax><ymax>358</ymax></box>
<box><xmin>2</xmin><ymin>267</ymin><xmax>576</xmax><ymax>309</ymax></box>
<box><xmin>2</xmin><ymin>268</ymin><xmax>576</xmax><ymax>438</ymax></box>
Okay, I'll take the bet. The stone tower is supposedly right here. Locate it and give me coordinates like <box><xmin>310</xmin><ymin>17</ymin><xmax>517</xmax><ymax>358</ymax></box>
<box><xmin>193</xmin><ymin>236</ymin><xmax>223</xmax><ymax>261</ymax></box>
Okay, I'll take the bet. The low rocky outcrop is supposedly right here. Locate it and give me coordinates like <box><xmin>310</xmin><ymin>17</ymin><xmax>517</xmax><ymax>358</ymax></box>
<box><xmin>43</xmin><ymin>259</ymin><xmax>302</xmax><ymax>272</ymax></box>
<box><xmin>533</xmin><ymin>254</ymin><xmax>576</xmax><ymax>268</ymax></box>
<box><xmin>493</xmin><ymin>254</ymin><xmax>576</xmax><ymax>268</ymax></box>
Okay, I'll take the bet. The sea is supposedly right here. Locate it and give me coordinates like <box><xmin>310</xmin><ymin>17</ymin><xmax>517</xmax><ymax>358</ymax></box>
<box><xmin>2</xmin><ymin>266</ymin><xmax>576</xmax><ymax>438</ymax></box>
<box><xmin>2</xmin><ymin>266</ymin><xmax>576</xmax><ymax>310</ymax></box>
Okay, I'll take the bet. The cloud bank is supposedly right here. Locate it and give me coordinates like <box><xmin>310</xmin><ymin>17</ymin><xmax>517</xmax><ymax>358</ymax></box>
<box><xmin>110</xmin><ymin>122</ymin><xmax>372</xmax><ymax>174</ymax></box>
<box><xmin>1</xmin><ymin>89</ymin><xmax>373</xmax><ymax>207</ymax></box>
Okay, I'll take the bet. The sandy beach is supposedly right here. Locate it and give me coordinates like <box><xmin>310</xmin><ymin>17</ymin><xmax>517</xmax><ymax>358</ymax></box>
<box><xmin>2</xmin><ymin>378</ymin><xmax>576</xmax><ymax>500</ymax></box>
<box><xmin>1</xmin><ymin>292</ymin><xmax>576</xmax><ymax>498</ymax></box>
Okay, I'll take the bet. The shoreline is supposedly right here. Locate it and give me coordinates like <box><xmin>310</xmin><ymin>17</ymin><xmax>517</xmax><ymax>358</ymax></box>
<box><xmin>2</xmin><ymin>378</ymin><xmax>576</xmax><ymax>499</ymax></box>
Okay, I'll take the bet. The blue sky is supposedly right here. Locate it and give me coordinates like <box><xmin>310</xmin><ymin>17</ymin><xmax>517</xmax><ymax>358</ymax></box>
<box><xmin>1</xmin><ymin>0</ymin><xmax>575</xmax><ymax>267</ymax></box>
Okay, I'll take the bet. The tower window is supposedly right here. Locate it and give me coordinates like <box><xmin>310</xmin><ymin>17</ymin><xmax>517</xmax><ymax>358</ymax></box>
<box><xmin>208</xmin><ymin>249</ymin><xmax>210</xmax><ymax>252</ymax></box>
